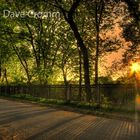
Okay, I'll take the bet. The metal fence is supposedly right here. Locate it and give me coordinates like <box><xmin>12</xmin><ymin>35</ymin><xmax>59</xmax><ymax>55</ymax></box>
<box><xmin>0</xmin><ymin>84</ymin><xmax>136</xmax><ymax>103</ymax></box>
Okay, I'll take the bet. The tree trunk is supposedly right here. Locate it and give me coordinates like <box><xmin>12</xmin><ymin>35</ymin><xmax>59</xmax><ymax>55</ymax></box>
<box><xmin>12</xmin><ymin>46</ymin><xmax>31</xmax><ymax>84</ymax></box>
<box><xmin>0</xmin><ymin>63</ymin><xmax>1</xmax><ymax>79</ymax></box>
<box><xmin>94</xmin><ymin>0</ymin><xmax>104</xmax><ymax>106</ymax></box>
<box><xmin>24</xmin><ymin>60</ymin><xmax>31</xmax><ymax>84</ymax></box>
<box><xmin>54</xmin><ymin>0</ymin><xmax>91</xmax><ymax>101</ymax></box>
<box><xmin>95</xmin><ymin>9</ymin><xmax>99</xmax><ymax>103</ymax></box>
<box><xmin>26</xmin><ymin>24</ymin><xmax>40</xmax><ymax>68</ymax></box>
<box><xmin>78</xmin><ymin>49</ymin><xmax>82</xmax><ymax>101</ymax></box>
<box><xmin>62</xmin><ymin>68</ymin><xmax>70</xmax><ymax>102</ymax></box>
<box><xmin>95</xmin><ymin>29</ymin><xmax>100</xmax><ymax>105</ymax></box>
<box><xmin>67</xmin><ymin>18</ymin><xmax>91</xmax><ymax>101</ymax></box>
<box><xmin>4</xmin><ymin>68</ymin><xmax>8</xmax><ymax>85</ymax></box>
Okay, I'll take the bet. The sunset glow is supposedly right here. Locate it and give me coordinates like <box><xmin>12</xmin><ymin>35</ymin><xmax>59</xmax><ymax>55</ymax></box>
<box><xmin>136</xmin><ymin>95</ymin><xmax>140</xmax><ymax>104</ymax></box>
<box><xmin>130</xmin><ymin>62</ymin><xmax>140</xmax><ymax>73</ymax></box>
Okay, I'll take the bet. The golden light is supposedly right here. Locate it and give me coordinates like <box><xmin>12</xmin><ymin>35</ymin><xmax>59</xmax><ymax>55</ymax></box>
<box><xmin>130</xmin><ymin>62</ymin><xmax>140</xmax><ymax>73</ymax></box>
<box><xmin>136</xmin><ymin>95</ymin><xmax>140</xmax><ymax>104</ymax></box>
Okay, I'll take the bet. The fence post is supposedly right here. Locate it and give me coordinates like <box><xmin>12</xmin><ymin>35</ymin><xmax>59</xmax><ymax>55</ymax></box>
<box><xmin>66</xmin><ymin>84</ymin><xmax>71</xmax><ymax>103</ymax></box>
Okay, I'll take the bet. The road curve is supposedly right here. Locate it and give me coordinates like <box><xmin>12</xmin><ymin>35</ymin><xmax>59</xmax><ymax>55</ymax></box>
<box><xmin>0</xmin><ymin>98</ymin><xmax>140</xmax><ymax>140</ymax></box>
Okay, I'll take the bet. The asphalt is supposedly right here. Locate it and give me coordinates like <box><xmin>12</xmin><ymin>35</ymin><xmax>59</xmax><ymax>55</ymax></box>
<box><xmin>0</xmin><ymin>98</ymin><xmax>140</xmax><ymax>140</ymax></box>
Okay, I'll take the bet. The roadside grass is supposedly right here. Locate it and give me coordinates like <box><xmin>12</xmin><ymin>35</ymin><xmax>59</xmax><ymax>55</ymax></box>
<box><xmin>0</xmin><ymin>93</ymin><xmax>139</xmax><ymax>121</ymax></box>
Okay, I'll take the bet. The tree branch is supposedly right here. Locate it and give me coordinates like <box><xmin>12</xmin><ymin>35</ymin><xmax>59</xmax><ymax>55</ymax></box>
<box><xmin>68</xmin><ymin>0</ymin><xmax>81</xmax><ymax>16</ymax></box>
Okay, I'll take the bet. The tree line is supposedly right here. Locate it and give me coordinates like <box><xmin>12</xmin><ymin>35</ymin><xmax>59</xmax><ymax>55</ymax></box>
<box><xmin>0</xmin><ymin>0</ymin><xmax>139</xmax><ymax>101</ymax></box>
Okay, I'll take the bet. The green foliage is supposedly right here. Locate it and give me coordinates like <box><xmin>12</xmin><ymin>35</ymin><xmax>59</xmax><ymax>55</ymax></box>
<box><xmin>100</xmin><ymin>94</ymin><xmax>112</xmax><ymax>109</ymax></box>
<box><xmin>1</xmin><ymin>93</ymin><xmax>135</xmax><ymax>114</ymax></box>
<box><xmin>0</xmin><ymin>0</ymin><xmax>138</xmax><ymax>88</ymax></box>
<box><xmin>10</xmin><ymin>93</ymin><xmax>66</xmax><ymax>104</ymax></box>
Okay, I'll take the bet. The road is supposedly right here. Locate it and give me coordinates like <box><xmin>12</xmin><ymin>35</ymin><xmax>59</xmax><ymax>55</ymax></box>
<box><xmin>0</xmin><ymin>99</ymin><xmax>140</xmax><ymax>140</ymax></box>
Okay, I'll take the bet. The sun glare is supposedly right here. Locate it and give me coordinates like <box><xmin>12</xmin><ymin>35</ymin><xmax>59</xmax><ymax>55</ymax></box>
<box><xmin>131</xmin><ymin>62</ymin><xmax>140</xmax><ymax>73</ymax></box>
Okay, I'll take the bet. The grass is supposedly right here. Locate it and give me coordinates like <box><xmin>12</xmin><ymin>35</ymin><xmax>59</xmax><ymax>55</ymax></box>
<box><xmin>0</xmin><ymin>93</ymin><xmax>139</xmax><ymax>122</ymax></box>
<box><xmin>4</xmin><ymin>94</ymin><xmax>111</xmax><ymax>110</ymax></box>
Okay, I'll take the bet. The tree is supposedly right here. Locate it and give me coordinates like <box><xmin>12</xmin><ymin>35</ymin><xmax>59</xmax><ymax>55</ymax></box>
<box><xmin>124</xmin><ymin>0</ymin><xmax>140</xmax><ymax>22</ymax></box>
<box><xmin>2</xmin><ymin>0</ymin><xmax>64</xmax><ymax>84</ymax></box>
<box><xmin>120</xmin><ymin>0</ymin><xmax>140</xmax><ymax>63</ymax></box>
<box><xmin>52</xmin><ymin>0</ymin><xmax>92</xmax><ymax>101</ymax></box>
<box><xmin>86</xmin><ymin>0</ymin><xmax>105</xmax><ymax>103</ymax></box>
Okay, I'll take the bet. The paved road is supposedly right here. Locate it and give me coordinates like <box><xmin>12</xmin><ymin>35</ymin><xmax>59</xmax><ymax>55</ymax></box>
<box><xmin>0</xmin><ymin>99</ymin><xmax>140</xmax><ymax>140</ymax></box>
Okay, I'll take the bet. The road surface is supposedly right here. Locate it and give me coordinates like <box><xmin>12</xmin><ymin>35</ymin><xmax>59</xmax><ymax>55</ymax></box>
<box><xmin>0</xmin><ymin>98</ymin><xmax>140</xmax><ymax>140</ymax></box>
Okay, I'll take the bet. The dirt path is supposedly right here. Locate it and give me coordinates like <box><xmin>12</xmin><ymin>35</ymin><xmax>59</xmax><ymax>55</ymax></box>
<box><xmin>0</xmin><ymin>98</ymin><xmax>140</xmax><ymax>140</ymax></box>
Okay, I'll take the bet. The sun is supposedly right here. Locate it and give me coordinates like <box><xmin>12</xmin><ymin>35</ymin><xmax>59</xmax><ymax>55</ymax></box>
<box><xmin>130</xmin><ymin>62</ymin><xmax>140</xmax><ymax>73</ymax></box>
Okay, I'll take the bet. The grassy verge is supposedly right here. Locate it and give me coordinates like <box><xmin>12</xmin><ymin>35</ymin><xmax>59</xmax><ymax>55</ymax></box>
<box><xmin>0</xmin><ymin>93</ymin><xmax>139</xmax><ymax>122</ymax></box>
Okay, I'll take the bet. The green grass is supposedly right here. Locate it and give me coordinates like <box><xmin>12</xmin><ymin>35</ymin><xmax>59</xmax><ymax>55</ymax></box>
<box><xmin>0</xmin><ymin>93</ymin><xmax>136</xmax><ymax>113</ymax></box>
<box><xmin>0</xmin><ymin>93</ymin><xmax>139</xmax><ymax>121</ymax></box>
<box><xmin>10</xmin><ymin>94</ymin><xmax>108</xmax><ymax>110</ymax></box>
<box><xmin>10</xmin><ymin>94</ymin><xmax>65</xmax><ymax>105</ymax></box>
